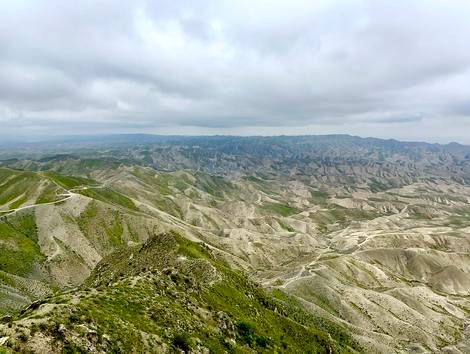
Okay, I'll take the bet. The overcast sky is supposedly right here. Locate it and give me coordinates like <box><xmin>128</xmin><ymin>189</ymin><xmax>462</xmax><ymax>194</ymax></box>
<box><xmin>1</xmin><ymin>0</ymin><xmax>470</xmax><ymax>143</ymax></box>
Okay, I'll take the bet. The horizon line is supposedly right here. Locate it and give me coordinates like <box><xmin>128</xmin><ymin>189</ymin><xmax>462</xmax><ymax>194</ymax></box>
<box><xmin>0</xmin><ymin>133</ymin><xmax>468</xmax><ymax>147</ymax></box>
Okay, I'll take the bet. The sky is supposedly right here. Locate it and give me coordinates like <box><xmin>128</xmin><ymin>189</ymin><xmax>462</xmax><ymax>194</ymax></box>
<box><xmin>1</xmin><ymin>0</ymin><xmax>470</xmax><ymax>143</ymax></box>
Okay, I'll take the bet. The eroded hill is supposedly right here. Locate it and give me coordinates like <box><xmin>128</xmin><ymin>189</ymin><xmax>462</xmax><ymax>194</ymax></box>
<box><xmin>0</xmin><ymin>135</ymin><xmax>470</xmax><ymax>353</ymax></box>
<box><xmin>0</xmin><ymin>232</ymin><xmax>358</xmax><ymax>353</ymax></box>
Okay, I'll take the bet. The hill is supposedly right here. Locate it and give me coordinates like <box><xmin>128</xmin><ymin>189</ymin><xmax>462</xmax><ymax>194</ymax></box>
<box><xmin>0</xmin><ymin>231</ymin><xmax>358</xmax><ymax>353</ymax></box>
<box><xmin>0</xmin><ymin>135</ymin><xmax>469</xmax><ymax>352</ymax></box>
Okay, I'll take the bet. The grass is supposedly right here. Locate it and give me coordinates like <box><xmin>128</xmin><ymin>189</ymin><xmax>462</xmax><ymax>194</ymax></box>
<box><xmin>35</xmin><ymin>183</ymin><xmax>60</xmax><ymax>204</ymax></box>
<box><xmin>270</xmin><ymin>289</ymin><xmax>357</xmax><ymax>349</ymax></box>
<box><xmin>43</xmin><ymin>172</ymin><xmax>96</xmax><ymax>189</ymax></box>
<box><xmin>130</xmin><ymin>168</ymin><xmax>173</xmax><ymax>195</ymax></box>
<box><xmin>195</xmin><ymin>174</ymin><xmax>235</xmax><ymax>199</ymax></box>
<box><xmin>175</xmin><ymin>233</ymin><xmax>210</xmax><ymax>260</ymax></box>
<box><xmin>243</xmin><ymin>175</ymin><xmax>276</xmax><ymax>194</ymax></box>
<box><xmin>0</xmin><ymin>213</ymin><xmax>43</xmax><ymax>276</ymax></box>
<box><xmin>408</xmin><ymin>211</ymin><xmax>432</xmax><ymax>220</ymax></box>
<box><xmin>0</xmin><ymin>170</ymin><xmax>40</xmax><ymax>207</ymax></box>
<box><xmin>76</xmin><ymin>201</ymin><xmax>129</xmax><ymax>250</ymax></box>
<box><xmin>0</xmin><ymin>169</ymin><xmax>92</xmax><ymax>209</ymax></box>
<box><xmin>8</xmin><ymin>195</ymin><xmax>28</xmax><ymax>210</ymax></box>
<box><xmin>151</xmin><ymin>196</ymin><xmax>183</xmax><ymax>218</ymax></box>
<box><xmin>368</xmin><ymin>178</ymin><xmax>389</xmax><ymax>193</ymax></box>
<box><xmin>78</xmin><ymin>188</ymin><xmax>137</xmax><ymax>211</ymax></box>
<box><xmin>104</xmin><ymin>211</ymin><xmax>124</xmax><ymax>247</ymax></box>
<box><xmin>445</xmin><ymin>215</ymin><xmax>470</xmax><ymax>228</ymax></box>
<box><xmin>81</xmin><ymin>200</ymin><xmax>98</xmax><ymax>219</ymax></box>
<box><xmin>311</xmin><ymin>189</ymin><xmax>329</xmax><ymax>205</ymax></box>
<box><xmin>309</xmin><ymin>207</ymin><xmax>380</xmax><ymax>232</ymax></box>
<box><xmin>130</xmin><ymin>168</ymin><xmax>192</xmax><ymax>196</ymax></box>
<box><xmin>177</xmin><ymin>233</ymin><xmax>357</xmax><ymax>352</ymax></box>
<box><xmin>11</xmin><ymin>232</ymin><xmax>359</xmax><ymax>353</ymax></box>
<box><xmin>260</xmin><ymin>202</ymin><xmax>300</xmax><ymax>217</ymax></box>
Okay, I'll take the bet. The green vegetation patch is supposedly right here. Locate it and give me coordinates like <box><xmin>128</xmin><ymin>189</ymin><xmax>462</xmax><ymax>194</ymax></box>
<box><xmin>0</xmin><ymin>213</ymin><xmax>43</xmax><ymax>276</ymax></box>
<box><xmin>104</xmin><ymin>211</ymin><xmax>124</xmax><ymax>247</ymax></box>
<box><xmin>43</xmin><ymin>172</ymin><xmax>96</xmax><ymax>189</ymax></box>
<box><xmin>260</xmin><ymin>201</ymin><xmax>300</xmax><ymax>217</ymax></box>
<box><xmin>35</xmin><ymin>183</ymin><xmax>60</xmax><ymax>204</ymax></box>
<box><xmin>0</xmin><ymin>170</ymin><xmax>40</xmax><ymax>207</ymax></box>
<box><xmin>311</xmin><ymin>189</ymin><xmax>329</xmax><ymax>205</ymax></box>
<box><xmin>151</xmin><ymin>196</ymin><xmax>183</xmax><ymax>218</ymax></box>
<box><xmin>0</xmin><ymin>169</ymin><xmax>69</xmax><ymax>208</ymax></box>
<box><xmin>8</xmin><ymin>195</ymin><xmax>28</xmax><ymax>210</ymax></box>
<box><xmin>242</xmin><ymin>175</ymin><xmax>276</xmax><ymax>194</ymax></box>
<box><xmin>195</xmin><ymin>174</ymin><xmax>235</xmax><ymax>199</ymax></box>
<box><xmin>76</xmin><ymin>201</ymin><xmax>130</xmax><ymax>251</ymax></box>
<box><xmin>130</xmin><ymin>168</ymin><xmax>192</xmax><ymax>196</ymax></box>
<box><xmin>368</xmin><ymin>178</ymin><xmax>390</xmax><ymax>193</ymax></box>
<box><xmin>78</xmin><ymin>187</ymin><xmax>137</xmax><ymax>211</ymax></box>
<box><xmin>310</xmin><ymin>207</ymin><xmax>379</xmax><ymax>232</ymax></box>
<box><xmin>10</xmin><ymin>232</ymin><xmax>359</xmax><ymax>353</ymax></box>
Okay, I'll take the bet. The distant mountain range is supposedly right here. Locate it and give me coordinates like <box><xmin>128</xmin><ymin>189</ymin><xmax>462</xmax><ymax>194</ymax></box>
<box><xmin>2</xmin><ymin>134</ymin><xmax>470</xmax><ymax>185</ymax></box>
<box><xmin>1</xmin><ymin>133</ymin><xmax>469</xmax><ymax>149</ymax></box>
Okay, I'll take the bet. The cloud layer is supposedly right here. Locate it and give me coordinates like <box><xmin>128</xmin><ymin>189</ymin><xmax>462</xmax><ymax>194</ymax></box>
<box><xmin>1</xmin><ymin>0</ymin><xmax>470</xmax><ymax>142</ymax></box>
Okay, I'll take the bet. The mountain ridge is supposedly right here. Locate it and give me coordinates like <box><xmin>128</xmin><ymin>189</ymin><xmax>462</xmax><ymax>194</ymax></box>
<box><xmin>0</xmin><ymin>133</ymin><xmax>469</xmax><ymax>148</ymax></box>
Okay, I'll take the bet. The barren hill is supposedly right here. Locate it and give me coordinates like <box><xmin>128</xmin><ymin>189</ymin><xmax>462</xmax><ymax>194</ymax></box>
<box><xmin>0</xmin><ymin>135</ymin><xmax>469</xmax><ymax>353</ymax></box>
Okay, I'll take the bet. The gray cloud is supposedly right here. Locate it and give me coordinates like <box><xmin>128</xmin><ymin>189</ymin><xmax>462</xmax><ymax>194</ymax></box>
<box><xmin>1</xmin><ymin>0</ymin><xmax>470</xmax><ymax>142</ymax></box>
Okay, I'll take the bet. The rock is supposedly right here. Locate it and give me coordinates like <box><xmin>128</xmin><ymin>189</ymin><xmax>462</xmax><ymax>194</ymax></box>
<box><xmin>22</xmin><ymin>299</ymin><xmax>43</xmax><ymax>313</ymax></box>
<box><xmin>0</xmin><ymin>315</ymin><xmax>12</xmax><ymax>323</ymax></box>
<box><xmin>87</xmin><ymin>330</ymin><xmax>98</xmax><ymax>345</ymax></box>
<box><xmin>216</xmin><ymin>311</ymin><xmax>235</xmax><ymax>336</ymax></box>
<box><xmin>0</xmin><ymin>336</ymin><xmax>9</xmax><ymax>346</ymax></box>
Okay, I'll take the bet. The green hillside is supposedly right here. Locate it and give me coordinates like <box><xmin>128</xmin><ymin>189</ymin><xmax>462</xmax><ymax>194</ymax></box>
<box><xmin>0</xmin><ymin>168</ymin><xmax>64</xmax><ymax>211</ymax></box>
<box><xmin>0</xmin><ymin>232</ymin><xmax>358</xmax><ymax>353</ymax></box>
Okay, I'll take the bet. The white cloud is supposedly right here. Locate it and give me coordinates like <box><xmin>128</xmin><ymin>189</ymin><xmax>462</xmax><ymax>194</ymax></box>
<box><xmin>1</xmin><ymin>0</ymin><xmax>470</xmax><ymax>142</ymax></box>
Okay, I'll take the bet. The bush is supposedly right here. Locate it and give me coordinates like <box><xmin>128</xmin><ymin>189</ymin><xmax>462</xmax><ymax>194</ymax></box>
<box><xmin>172</xmin><ymin>333</ymin><xmax>192</xmax><ymax>353</ymax></box>
<box><xmin>255</xmin><ymin>335</ymin><xmax>270</xmax><ymax>348</ymax></box>
<box><xmin>236</xmin><ymin>321</ymin><xmax>270</xmax><ymax>349</ymax></box>
<box><xmin>17</xmin><ymin>332</ymin><xmax>29</xmax><ymax>342</ymax></box>
<box><xmin>236</xmin><ymin>321</ymin><xmax>255</xmax><ymax>344</ymax></box>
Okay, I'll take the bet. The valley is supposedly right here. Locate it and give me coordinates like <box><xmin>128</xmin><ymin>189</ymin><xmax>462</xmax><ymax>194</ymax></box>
<box><xmin>0</xmin><ymin>135</ymin><xmax>469</xmax><ymax>353</ymax></box>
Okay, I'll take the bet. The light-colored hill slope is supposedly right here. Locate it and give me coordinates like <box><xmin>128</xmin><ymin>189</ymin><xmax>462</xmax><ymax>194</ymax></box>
<box><xmin>1</xmin><ymin>164</ymin><xmax>469</xmax><ymax>353</ymax></box>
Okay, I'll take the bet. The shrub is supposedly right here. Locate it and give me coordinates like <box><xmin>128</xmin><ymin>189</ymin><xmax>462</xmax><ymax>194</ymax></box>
<box><xmin>235</xmin><ymin>321</ymin><xmax>255</xmax><ymax>344</ymax></box>
<box><xmin>255</xmin><ymin>335</ymin><xmax>270</xmax><ymax>348</ymax></box>
<box><xmin>172</xmin><ymin>333</ymin><xmax>192</xmax><ymax>353</ymax></box>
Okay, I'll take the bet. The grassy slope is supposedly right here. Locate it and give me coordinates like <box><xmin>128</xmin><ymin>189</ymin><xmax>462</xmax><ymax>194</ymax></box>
<box><xmin>0</xmin><ymin>212</ymin><xmax>49</xmax><ymax>315</ymax></box>
<box><xmin>0</xmin><ymin>232</ymin><xmax>359</xmax><ymax>353</ymax></box>
<box><xmin>77</xmin><ymin>188</ymin><xmax>137</xmax><ymax>211</ymax></box>
<box><xmin>42</xmin><ymin>172</ymin><xmax>95</xmax><ymax>189</ymax></box>
<box><xmin>0</xmin><ymin>169</ymin><xmax>149</xmax><ymax>316</ymax></box>
<box><xmin>0</xmin><ymin>213</ymin><xmax>43</xmax><ymax>276</ymax></box>
<box><xmin>0</xmin><ymin>169</ymin><xmax>57</xmax><ymax>209</ymax></box>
